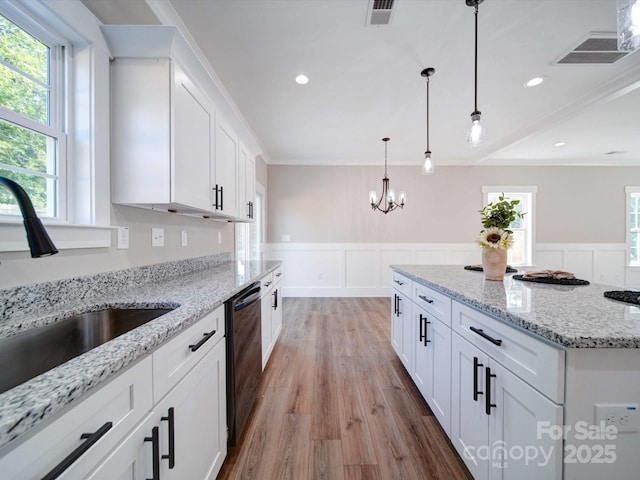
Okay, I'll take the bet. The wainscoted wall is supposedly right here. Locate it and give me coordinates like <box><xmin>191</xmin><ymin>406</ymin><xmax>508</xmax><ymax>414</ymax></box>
<box><xmin>265</xmin><ymin>242</ymin><xmax>631</xmax><ymax>297</ymax></box>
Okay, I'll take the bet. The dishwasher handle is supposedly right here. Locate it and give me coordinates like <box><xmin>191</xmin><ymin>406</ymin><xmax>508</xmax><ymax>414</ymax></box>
<box><xmin>234</xmin><ymin>285</ymin><xmax>261</xmax><ymax>311</ymax></box>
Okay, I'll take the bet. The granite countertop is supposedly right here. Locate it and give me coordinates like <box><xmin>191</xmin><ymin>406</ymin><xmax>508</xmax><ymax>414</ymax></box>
<box><xmin>0</xmin><ymin>255</ymin><xmax>281</xmax><ymax>450</ymax></box>
<box><xmin>391</xmin><ymin>265</ymin><xmax>640</xmax><ymax>349</ymax></box>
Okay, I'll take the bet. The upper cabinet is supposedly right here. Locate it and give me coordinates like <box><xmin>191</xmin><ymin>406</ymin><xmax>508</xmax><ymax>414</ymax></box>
<box><xmin>102</xmin><ymin>25</ymin><xmax>256</xmax><ymax>222</ymax></box>
<box><xmin>238</xmin><ymin>143</ymin><xmax>256</xmax><ymax>222</ymax></box>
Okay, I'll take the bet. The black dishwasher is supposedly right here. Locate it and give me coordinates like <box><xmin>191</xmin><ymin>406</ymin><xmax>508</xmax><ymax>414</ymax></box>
<box><xmin>225</xmin><ymin>282</ymin><xmax>261</xmax><ymax>446</ymax></box>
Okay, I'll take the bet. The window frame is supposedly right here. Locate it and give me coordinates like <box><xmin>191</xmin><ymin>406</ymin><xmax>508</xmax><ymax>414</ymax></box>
<box><xmin>625</xmin><ymin>186</ymin><xmax>640</xmax><ymax>266</ymax></box>
<box><xmin>0</xmin><ymin>0</ymin><xmax>113</xmax><ymax>252</ymax></box>
<box><xmin>482</xmin><ymin>186</ymin><xmax>537</xmax><ymax>267</ymax></box>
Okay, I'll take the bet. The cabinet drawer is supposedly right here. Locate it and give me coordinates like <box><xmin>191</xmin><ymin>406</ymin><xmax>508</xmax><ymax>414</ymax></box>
<box><xmin>0</xmin><ymin>356</ymin><xmax>153</xmax><ymax>480</ymax></box>
<box><xmin>412</xmin><ymin>282</ymin><xmax>452</xmax><ymax>325</ymax></box>
<box><xmin>452</xmin><ymin>301</ymin><xmax>565</xmax><ymax>403</ymax></box>
<box><xmin>392</xmin><ymin>272</ymin><xmax>412</xmax><ymax>296</ymax></box>
<box><xmin>153</xmin><ymin>305</ymin><xmax>225</xmax><ymax>402</ymax></box>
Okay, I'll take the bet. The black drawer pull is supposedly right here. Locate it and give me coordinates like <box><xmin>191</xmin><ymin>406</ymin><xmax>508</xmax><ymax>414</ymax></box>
<box><xmin>144</xmin><ymin>426</ymin><xmax>160</xmax><ymax>480</ymax></box>
<box><xmin>272</xmin><ymin>289</ymin><xmax>278</xmax><ymax>310</ymax></box>
<box><xmin>470</xmin><ymin>326</ymin><xmax>502</xmax><ymax>346</ymax></box>
<box><xmin>161</xmin><ymin>407</ymin><xmax>176</xmax><ymax>468</ymax></box>
<box><xmin>485</xmin><ymin>367</ymin><xmax>497</xmax><ymax>415</ymax></box>
<box><xmin>473</xmin><ymin>357</ymin><xmax>483</xmax><ymax>401</ymax></box>
<box><xmin>264</xmin><ymin>281</ymin><xmax>272</xmax><ymax>287</ymax></box>
<box><xmin>276</xmin><ymin>272</ymin><xmax>282</xmax><ymax>278</ymax></box>
<box><xmin>189</xmin><ymin>330</ymin><xmax>216</xmax><ymax>352</ymax></box>
<box><xmin>42</xmin><ymin>421</ymin><xmax>113</xmax><ymax>480</ymax></box>
<box><xmin>394</xmin><ymin>279</ymin><xmax>404</xmax><ymax>286</ymax></box>
<box><xmin>418</xmin><ymin>294</ymin><xmax>434</xmax><ymax>304</ymax></box>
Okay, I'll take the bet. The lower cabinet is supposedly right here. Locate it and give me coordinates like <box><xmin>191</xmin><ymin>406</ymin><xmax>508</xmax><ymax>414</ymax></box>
<box><xmin>391</xmin><ymin>288</ymin><xmax>413</xmax><ymax>371</ymax></box>
<box><xmin>412</xmin><ymin>303</ymin><xmax>452</xmax><ymax>437</ymax></box>
<box><xmin>87</xmin><ymin>338</ymin><xmax>227</xmax><ymax>480</ymax></box>
<box><xmin>261</xmin><ymin>268</ymin><xmax>283</xmax><ymax>370</ymax></box>
<box><xmin>451</xmin><ymin>332</ymin><xmax>563</xmax><ymax>480</ymax></box>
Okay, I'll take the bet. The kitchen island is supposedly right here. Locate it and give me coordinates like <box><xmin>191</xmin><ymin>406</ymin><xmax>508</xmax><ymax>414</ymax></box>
<box><xmin>391</xmin><ymin>265</ymin><xmax>640</xmax><ymax>480</ymax></box>
<box><xmin>0</xmin><ymin>253</ymin><xmax>281</xmax><ymax>479</ymax></box>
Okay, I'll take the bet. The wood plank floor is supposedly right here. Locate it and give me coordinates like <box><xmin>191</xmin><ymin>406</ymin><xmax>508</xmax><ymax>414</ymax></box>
<box><xmin>217</xmin><ymin>297</ymin><xmax>473</xmax><ymax>480</ymax></box>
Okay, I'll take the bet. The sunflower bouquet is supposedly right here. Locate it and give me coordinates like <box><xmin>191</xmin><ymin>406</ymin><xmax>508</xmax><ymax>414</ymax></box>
<box><xmin>477</xmin><ymin>195</ymin><xmax>524</xmax><ymax>250</ymax></box>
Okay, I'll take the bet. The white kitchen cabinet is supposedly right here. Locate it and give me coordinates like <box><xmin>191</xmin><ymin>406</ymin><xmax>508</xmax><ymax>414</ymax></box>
<box><xmin>0</xmin><ymin>357</ymin><xmax>153</xmax><ymax>479</ymax></box>
<box><xmin>392</xmin><ymin>274</ymin><xmax>414</xmax><ymax>373</ymax></box>
<box><xmin>260</xmin><ymin>268</ymin><xmax>283</xmax><ymax>370</ymax></box>
<box><xmin>412</xmin><ymin>303</ymin><xmax>452</xmax><ymax>437</ymax></box>
<box><xmin>238</xmin><ymin>143</ymin><xmax>256</xmax><ymax>221</ymax></box>
<box><xmin>87</xmin><ymin>339</ymin><xmax>227</xmax><ymax>480</ymax></box>
<box><xmin>214</xmin><ymin>116</ymin><xmax>239</xmax><ymax>218</ymax></box>
<box><xmin>110</xmin><ymin>56</ymin><xmax>216</xmax><ymax>215</ymax></box>
<box><xmin>451</xmin><ymin>332</ymin><xmax>563</xmax><ymax>480</ymax></box>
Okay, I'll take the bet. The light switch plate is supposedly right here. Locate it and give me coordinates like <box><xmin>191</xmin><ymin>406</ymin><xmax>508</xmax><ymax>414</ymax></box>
<box><xmin>181</xmin><ymin>230</ymin><xmax>188</xmax><ymax>247</ymax></box>
<box><xmin>151</xmin><ymin>228</ymin><xmax>165</xmax><ymax>247</ymax></box>
<box><xmin>217</xmin><ymin>231</ymin><xmax>222</xmax><ymax>244</ymax></box>
<box><xmin>117</xmin><ymin>227</ymin><xmax>129</xmax><ymax>249</ymax></box>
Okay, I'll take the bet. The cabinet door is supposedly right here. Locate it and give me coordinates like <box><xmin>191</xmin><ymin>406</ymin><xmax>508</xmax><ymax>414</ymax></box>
<box><xmin>84</xmin><ymin>414</ymin><xmax>156</xmax><ymax>480</ymax></box>
<box><xmin>271</xmin><ymin>285</ymin><xmax>283</xmax><ymax>344</ymax></box>
<box><xmin>238</xmin><ymin>144</ymin><xmax>256</xmax><ymax>220</ymax></box>
<box><xmin>261</xmin><ymin>286</ymin><xmax>274</xmax><ymax>370</ymax></box>
<box><xmin>426</xmin><ymin>314</ymin><xmax>452</xmax><ymax>436</ymax></box>
<box><xmin>246</xmin><ymin>154</ymin><xmax>256</xmax><ymax>218</ymax></box>
<box><xmin>413</xmin><ymin>305</ymin><xmax>429</xmax><ymax>398</ymax></box>
<box><xmin>451</xmin><ymin>333</ymin><xmax>490</xmax><ymax>480</ymax></box>
<box><xmin>391</xmin><ymin>292</ymin><xmax>403</xmax><ymax>357</ymax></box>
<box><xmin>159</xmin><ymin>338</ymin><xmax>227</xmax><ymax>480</ymax></box>
<box><xmin>399</xmin><ymin>292</ymin><xmax>413</xmax><ymax>372</ymax></box>
<box><xmin>172</xmin><ymin>63</ymin><xmax>214</xmax><ymax>212</ymax></box>
<box><xmin>214</xmin><ymin>117</ymin><xmax>239</xmax><ymax>217</ymax></box>
<box><xmin>488</xmin><ymin>362</ymin><xmax>563</xmax><ymax>480</ymax></box>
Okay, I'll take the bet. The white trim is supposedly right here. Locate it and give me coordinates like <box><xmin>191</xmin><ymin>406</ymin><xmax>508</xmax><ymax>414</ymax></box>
<box><xmin>625</xmin><ymin>186</ymin><xmax>640</xmax><ymax>266</ymax></box>
<box><xmin>0</xmin><ymin>221</ymin><xmax>113</xmax><ymax>252</ymax></box>
<box><xmin>266</xmin><ymin>242</ymin><xmax>630</xmax><ymax>297</ymax></box>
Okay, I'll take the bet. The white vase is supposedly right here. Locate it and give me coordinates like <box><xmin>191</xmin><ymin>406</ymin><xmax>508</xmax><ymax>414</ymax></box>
<box><xmin>482</xmin><ymin>248</ymin><xmax>508</xmax><ymax>281</ymax></box>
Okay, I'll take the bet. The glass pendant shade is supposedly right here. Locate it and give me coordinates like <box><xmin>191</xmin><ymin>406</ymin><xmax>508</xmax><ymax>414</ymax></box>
<box><xmin>618</xmin><ymin>0</ymin><xmax>640</xmax><ymax>51</ymax></box>
<box><xmin>468</xmin><ymin>112</ymin><xmax>484</xmax><ymax>147</ymax></box>
<box><xmin>422</xmin><ymin>151</ymin><xmax>434</xmax><ymax>175</ymax></box>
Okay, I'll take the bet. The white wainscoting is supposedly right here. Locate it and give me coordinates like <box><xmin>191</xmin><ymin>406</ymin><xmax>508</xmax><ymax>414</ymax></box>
<box><xmin>264</xmin><ymin>243</ymin><xmax>631</xmax><ymax>297</ymax></box>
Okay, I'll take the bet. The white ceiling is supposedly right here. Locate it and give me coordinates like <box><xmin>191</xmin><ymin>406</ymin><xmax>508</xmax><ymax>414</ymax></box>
<box><xmin>83</xmin><ymin>0</ymin><xmax>640</xmax><ymax>167</ymax></box>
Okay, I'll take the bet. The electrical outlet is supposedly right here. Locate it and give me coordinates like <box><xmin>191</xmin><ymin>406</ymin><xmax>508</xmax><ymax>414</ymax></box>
<box><xmin>594</xmin><ymin>404</ymin><xmax>639</xmax><ymax>433</ymax></box>
<box><xmin>151</xmin><ymin>228</ymin><xmax>165</xmax><ymax>247</ymax></box>
<box><xmin>282</xmin><ymin>234</ymin><xmax>291</xmax><ymax>242</ymax></box>
<box><xmin>116</xmin><ymin>226</ymin><xmax>129</xmax><ymax>249</ymax></box>
<box><xmin>217</xmin><ymin>231</ymin><xmax>222</xmax><ymax>244</ymax></box>
<box><xmin>181</xmin><ymin>230</ymin><xmax>188</xmax><ymax>247</ymax></box>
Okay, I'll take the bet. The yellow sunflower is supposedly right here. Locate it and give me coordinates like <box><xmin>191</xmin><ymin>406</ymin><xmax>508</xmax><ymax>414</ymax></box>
<box><xmin>477</xmin><ymin>227</ymin><xmax>512</xmax><ymax>250</ymax></box>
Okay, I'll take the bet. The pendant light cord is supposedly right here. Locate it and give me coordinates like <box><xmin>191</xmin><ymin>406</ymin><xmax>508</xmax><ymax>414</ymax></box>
<box><xmin>383</xmin><ymin>139</ymin><xmax>388</xmax><ymax>178</ymax></box>
<box><xmin>473</xmin><ymin>2</ymin><xmax>479</xmax><ymax>114</ymax></box>
<box><xmin>426</xmin><ymin>75</ymin><xmax>430</xmax><ymax>151</ymax></box>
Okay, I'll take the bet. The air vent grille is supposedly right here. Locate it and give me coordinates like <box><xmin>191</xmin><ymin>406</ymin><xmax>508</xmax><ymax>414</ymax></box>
<box><xmin>367</xmin><ymin>0</ymin><xmax>396</xmax><ymax>26</ymax></box>
<box><xmin>557</xmin><ymin>34</ymin><xmax>629</xmax><ymax>64</ymax></box>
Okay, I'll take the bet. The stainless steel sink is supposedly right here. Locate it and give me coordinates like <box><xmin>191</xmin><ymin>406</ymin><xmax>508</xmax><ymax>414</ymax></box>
<box><xmin>0</xmin><ymin>308</ymin><xmax>173</xmax><ymax>394</ymax></box>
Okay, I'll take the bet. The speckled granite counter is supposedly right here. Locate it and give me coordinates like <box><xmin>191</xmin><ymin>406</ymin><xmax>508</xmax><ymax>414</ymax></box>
<box><xmin>391</xmin><ymin>265</ymin><xmax>640</xmax><ymax>349</ymax></box>
<box><xmin>0</xmin><ymin>254</ymin><xmax>281</xmax><ymax>450</ymax></box>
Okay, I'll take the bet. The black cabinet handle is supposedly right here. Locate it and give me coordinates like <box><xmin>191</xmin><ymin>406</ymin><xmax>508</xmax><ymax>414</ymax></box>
<box><xmin>485</xmin><ymin>367</ymin><xmax>497</xmax><ymax>415</ymax></box>
<box><xmin>473</xmin><ymin>357</ymin><xmax>483</xmax><ymax>401</ymax></box>
<box><xmin>161</xmin><ymin>407</ymin><xmax>176</xmax><ymax>469</ymax></box>
<box><xmin>470</xmin><ymin>326</ymin><xmax>502</xmax><ymax>346</ymax></box>
<box><xmin>393</xmin><ymin>294</ymin><xmax>398</xmax><ymax>315</ymax></box>
<box><xmin>396</xmin><ymin>296</ymin><xmax>402</xmax><ymax>317</ymax></box>
<box><xmin>264</xmin><ymin>281</ymin><xmax>272</xmax><ymax>288</ymax></box>
<box><xmin>188</xmin><ymin>330</ymin><xmax>216</xmax><ymax>352</ymax></box>
<box><xmin>144</xmin><ymin>426</ymin><xmax>160</xmax><ymax>480</ymax></box>
<box><xmin>275</xmin><ymin>272</ymin><xmax>282</xmax><ymax>278</ymax></box>
<box><xmin>272</xmin><ymin>289</ymin><xmax>278</xmax><ymax>310</ymax></box>
<box><xmin>42</xmin><ymin>422</ymin><xmax>113</xmax><ymax>480</ymax></box>
<box><xmin>419</xmin><ymin>314</ymin><xmax>430</xmax><ymax>346</ymax></box>
<box><xmin>394</xmin><ymin>279</ymin><xmax>404</xmax><ymax>286</ymax></box>
<box><xmin>220</xmin><ymin>185</ymin><xmax>224</xmax><ymax>211</ymax></box>
<box><xmin>213</xmin><ymin>184</ymin><xmax>219</xmax><ymax>210</ymax></box>
<box><xmin>418</xmin><ymin>294</ymin><xmax>434</xmax><ymax>304</ymax></box>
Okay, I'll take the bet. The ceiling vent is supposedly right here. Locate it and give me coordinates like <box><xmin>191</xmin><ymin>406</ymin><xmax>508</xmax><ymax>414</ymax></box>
<box><xmin>557</xmin><ymin>33</ymin><xmax>629</xmax><ymax>64</ymax></box>
<box><xmin>366</xmin><ymin>0</ymin><xmax>396</xmax><ymax>27</ymax></box>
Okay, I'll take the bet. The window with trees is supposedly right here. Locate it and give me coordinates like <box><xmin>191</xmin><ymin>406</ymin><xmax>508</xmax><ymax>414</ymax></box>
<box><xmin>626</xmin><ymin>187</ymin><xmax>640</xmax><ymax>265</ymax></box>
<box><xmin>483</xmin><ymin>186</ymin><xmax>536</xmax><ymax>266</ymax></box>
<box><xmin>0</xmin><ymin>12</ymin><xmax>65</xmax><ymax>219</ymax></box>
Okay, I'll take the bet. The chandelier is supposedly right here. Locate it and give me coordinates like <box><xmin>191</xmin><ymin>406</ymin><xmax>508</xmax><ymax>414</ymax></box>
<box><xmin>369</xmin><ymin>137</ymin><xmax>405</xmax><ymax>214</ymax></box>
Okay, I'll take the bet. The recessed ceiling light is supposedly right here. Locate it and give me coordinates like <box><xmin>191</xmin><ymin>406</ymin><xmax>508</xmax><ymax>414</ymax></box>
<box><xmin>295</xmin><ymin>74</ymin><xmax>309</xmax><ymax>85</ymax></box>
<box><xmin>554</xmin><ymin>141</ymin><xmax>566</xmax><ymax>147</ymax></box>
<box><xmin>524</xmin><ymin>76</ymin><xmax>545</xmax><ymax>87</ymax></box>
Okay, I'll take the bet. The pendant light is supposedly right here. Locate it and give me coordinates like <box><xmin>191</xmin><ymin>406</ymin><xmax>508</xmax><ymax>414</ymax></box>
<box><xmin>467</xmin><ymin>0</ymin><xmax>484</xmax><ymax>147</ymax></box>
<box><xmin>369</xmin><ymin>138</ymin><xmax>405</xmax><ymax>214</ymax></box>
<box><xmin>618</xmin><ymin>0</ymin><xmax>640</xmax><ymax>51</ymax></box>
<box><xmin>421</xmin><ymin>67</ymin><xmax>435</xmax><ymax>175</ymax></box>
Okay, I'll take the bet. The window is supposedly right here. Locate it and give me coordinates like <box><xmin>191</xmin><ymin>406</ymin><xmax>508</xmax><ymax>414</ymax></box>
<box><xmin>236</xmin><ymin>185</ymin><xmax>265</xmax><ymax>262</ymax></box>
<box><xmin>483</xmin><ymin>186</ymin><xmax>536</xmax><ymax>266</ymax></box>
<box><xmin>626</xmin><ymin>187</ymin><xmax>640</xmax><ymax>265</ymax></box>
<box><xmin>0</xmin><ymin>12</ymin><xmax>66</xmax><ymax>219</ymax></box>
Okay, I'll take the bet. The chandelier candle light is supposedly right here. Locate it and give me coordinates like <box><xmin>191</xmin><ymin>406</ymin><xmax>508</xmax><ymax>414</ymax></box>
<box><xmin>369</xmin><ymin>137</ymin><xmax>405</xmax><ymax>214</ymax></box>
<box><xmin>421</xmin><ymin>67</ymin><xmax>435</xmax><ymax>175</ymax></box>
<box><xmin>467</xmin><ymin>0</ymin><xmax>484</xmax><ymax>147</ymax></box>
